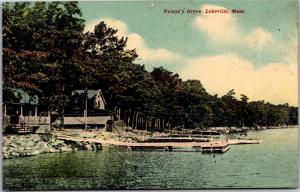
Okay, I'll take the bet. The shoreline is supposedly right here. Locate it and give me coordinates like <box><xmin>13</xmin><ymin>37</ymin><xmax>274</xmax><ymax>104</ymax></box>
<box><xmin>2</xmin><ymin>132</ymin><xmax>104</xmax><ymax>159</ymax></box>
<box><xmin>2</xmin><ymin>126</ymin><xmax>296</xmax><ymax>159</ymax></box>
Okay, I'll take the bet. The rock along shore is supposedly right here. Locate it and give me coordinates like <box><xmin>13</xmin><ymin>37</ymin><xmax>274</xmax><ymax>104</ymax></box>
<box><xmin>2</xmin><ymin>133</ymin><xmax>102</xmax><ymax>159</ymax></box>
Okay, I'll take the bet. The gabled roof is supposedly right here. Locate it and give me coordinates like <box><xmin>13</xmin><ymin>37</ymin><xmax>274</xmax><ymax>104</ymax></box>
<box><xmin>72</xmin><ymin>89</ymin><xmax>106</xmax><ymax>105</ymax></box>
<box><xmin>72</xmin><ymin>90</ymin><xmax>98</xmax><ymax>99</ymax></box>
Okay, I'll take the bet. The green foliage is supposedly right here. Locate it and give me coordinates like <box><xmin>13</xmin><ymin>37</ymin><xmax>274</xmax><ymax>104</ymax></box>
<box><xmin>3</xmin><ymin>2</ymin><xmax>298</xmax><ymax>130</ymax></box>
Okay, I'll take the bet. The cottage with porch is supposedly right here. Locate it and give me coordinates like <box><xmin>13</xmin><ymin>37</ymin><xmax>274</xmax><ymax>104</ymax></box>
<box><xmin>3</xmin><ymin>89</ymin><xmax>50</xmax><ymax>133</ymax></box>
<box><xmin>63</xmin><ymin>89</ymin><xmax>114</xmax><ymax>130</ymax></box>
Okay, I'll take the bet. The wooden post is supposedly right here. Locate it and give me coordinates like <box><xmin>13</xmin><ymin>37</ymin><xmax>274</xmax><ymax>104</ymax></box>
<box><xmin>48</xmin><ymin>111</ymin><xmax>51</xmax><ymax>129</ymax></box>
<box><xmin>4</xmin><ymin>104</ymin><xmax>6</xmax><ymax>116</ymax></box>
<box><xmin>28</xmin><ymin>110</ymin><xmax>30</xmax><ymax>125</ymax></box>
<box><xmin>34</xmin><ymin>106</ymin><xmax>38</xmax><ymax>124</ymax></box>
<box><xmin>20</xmin><ymin>105</ymin><xmax>23</xmax><ymax>117</ymax></box>
<box><xmin>85</xmin><ymin>89</ymin><xmax>88</xmax><ymax>131</ymax></box>
<box><xmin>34</xmin><ymin>106</ymin><xmax>38</xmax><ymax>117</ymax></box>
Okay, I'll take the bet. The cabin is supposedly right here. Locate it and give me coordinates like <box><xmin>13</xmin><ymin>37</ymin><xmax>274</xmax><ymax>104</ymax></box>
<box><xmin>3</xmin><ymin>88</ymin><xmax>114</xmax><ymax>132</ymax></box>
<box><xmin>71</xmin><ymin>89</ymin><xmax>106</xmax><ymax>110</ymax></box>
<box><xmin>62</xmin><ymin>89</ymin><xmax>114</xmax><ymax>130</ymax></box>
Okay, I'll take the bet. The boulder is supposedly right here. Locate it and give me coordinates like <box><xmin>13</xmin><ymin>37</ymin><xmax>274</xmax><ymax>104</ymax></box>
<box><xmin>18</xmin><ymin>151</ymin><xmax>27</xmax><ymax>157</ymax></box>
<box><xmin>51</xmin><ymin>140</ymin><xmax>66</xmax><ymax>149</ymax></box>
<box><xmin>3</xmin><ymin>153</ymin><xmax>9</xmax><ymax>159</ymax></box>
<box><xmin>92</xmin><ymin>143</ymin><xmax>102</xmax><ymax>151</ymax></box>
<box><xmin>30</xmin><ymin>150</ymin><xmax>41</xmax><ymax>156</ymax></box>
<box><xmin>49</xmin><ymin>137</ymin><xmax>57</xmax><ymax>144</ymax></box>
<box><xmin>84</xmin><ymin>144</ymin><xmax>92</xmax><ymax>150</ymax></box>
<box><xmin>3</xmin><ymin>146</ymin><xmax>8</xmax><ymax>153</ymax></box>
<box><xmin>60</xmin><ymin>146</ymin><xmax>73</xmax><ymax>152</ymax></box>
<box><xmin>67</xmin><ymin>141</ymin><xmax>82</xmax><ymax>150</ymax></box>
<box><xmin>10</xmin><ymin>152</ymin><xmax>19</xmax><ymax>157</ymax></box>
<box><xmin>16</xmin><ymin>141</ymin><xmax>25</xmax><ymax>146</ymax></box>
<box><xmin>49</xmin><ymin>148</ymin><xmax>60</xmax><ymax>153</ymax></box>
<box><xmin>38</xmin><ymin>143</ymin><xmax>49</xmax><ymax>153</ymax></box>
<box><xmin>27</xmin><ymin>141</ymin><xmax>36</xmax><ymax>147</ymax></box>
<box><xmin>82</xmin><ymin>142</ymin><xmax>92</xmax><ymax>150</ymax></box>
<box><xmin>17</xmin><ymin>147</ymin><xmax>25</xmax><ymax>152</ymax></box>
<box><xmin>40</xmin><ymin>133</ymin><xmax>53</xmax><ymax>142</ymax></box>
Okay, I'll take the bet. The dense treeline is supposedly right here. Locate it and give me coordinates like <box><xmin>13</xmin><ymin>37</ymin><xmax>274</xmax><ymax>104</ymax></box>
<box><xmin>3</xmin><ymin>2</ymin><xmax>298</xmax><ymax>130</ymax></box>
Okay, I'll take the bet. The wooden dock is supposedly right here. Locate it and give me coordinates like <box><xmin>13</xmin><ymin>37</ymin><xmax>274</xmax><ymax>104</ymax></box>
<box><xmin>228</xmin><ymin>139</ymin><xmax>262</xmax><ymax>145</ymax></box>
<box><xmin>57</xmin><ymin>135</ymin><xmax>261</xmax><ymax>152</ymax></box>
<box><xmin>141</xmin><ymin>137</ymin><xmax>212</xmax><ymax>143</ymax></box>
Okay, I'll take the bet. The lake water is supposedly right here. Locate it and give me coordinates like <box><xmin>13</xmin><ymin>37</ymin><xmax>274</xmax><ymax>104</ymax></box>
<box><xmin>3</xmin><ymin>128</ymin><xmax>298</xmax><ymax>190</ymax></box>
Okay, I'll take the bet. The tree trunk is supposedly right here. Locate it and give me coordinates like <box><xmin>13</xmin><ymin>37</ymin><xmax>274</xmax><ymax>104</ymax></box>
<box><xmin>152</xmin><ymin>118</ymin><xmax>155</xmax><ymax>130</ymax></box>
<box><xmin>129</xmin><ymin>109</ymin><xmax>133</xmax><ymax>128</ymax></box>
<box><xmin>60</xmin><ymin>106</ymin><xmax>64</xmax><ymax>130</ymax></box>
<box><xmin>125</xmin><ymin>110</ymin><xmax>128</xmax><ymax>126</ymax></box>
<box><xmin>134</xmin><ymin>112</ymin><xmax>139</xmax><ymax>129</ymax></box>
<box><xmin>158</xmin><ymin>117</ymin><xmax>161</xmax><ymax>130</ymax></box>
<box><xmin>115</xmin><ymin>107</ymin><xmax>120</xmax><ymax>120</ymax></box>
<box><xmin>118</xmin><ymin>108</ymin><xmax>121</xmax><ymax>120</ymax></box>
<box><xmin>142</xmin><ymin>116</ymin><xmax>145</xmax><ymax>130</ymax></box>
<box><xmin>131</xmin><ymin>111</ymin><xmax>136</xmax><ymax>128</ymax></box>
<box><xmin>127</xmin><ymin>110</ymin><xmax>130</xmax><ymax>127</ymax></box>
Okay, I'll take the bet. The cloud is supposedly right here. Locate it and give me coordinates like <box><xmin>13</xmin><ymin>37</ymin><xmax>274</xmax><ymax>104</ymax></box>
<box><xmin>242</xmin><ymin>27</ymin><xmax>274</xmax><ymax>49</ymax></box>
<box><xmin>84</xmin><ymin>18</ymin><xmax>128</xmax><ymax>37</ymax></box>
<box><xmin>127</xmin><ymin>33</ymin><xmax>181</xmax><ymax>62</ymax></box>
<box><xmin>193</xmin><ymin>4</ymin><xmax>274</xmax><ymax>49</ymax></box>
<box><xmin>180</xmin><ymin>54</ymin><xmax>297</xmax><ymax>106</ymax></box>
<box><xmin>84</xmin><ymin>17</ymin><xmax>296</xmax><ymax>105</ymax></box>
<box><xmin>193</xmin><ymin>5</ymin><xmax>238</xmax><ymax>43</ymax></box>
<box><xmin>85</xmin><ymin>18</ymin><xmax>181</xmax><ymax>62</ymax></box>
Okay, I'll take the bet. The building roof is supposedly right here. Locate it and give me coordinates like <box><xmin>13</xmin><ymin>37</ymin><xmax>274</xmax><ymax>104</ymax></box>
<box><xmin>72</xmin><ymin>89</ymin><xmax>106</xmax><ymax>105</ymax></box>
<box><xmin>72</xmin><ymin>90</ymin><xmax>98</xmax><ymax>99</ymax></box>
<box><xmin>3</xmin><ymin>88</ymin><xmax>39</xmax><ymax>105</ymax></box>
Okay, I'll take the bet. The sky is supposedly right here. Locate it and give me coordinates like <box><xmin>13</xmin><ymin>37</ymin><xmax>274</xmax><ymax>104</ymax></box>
<box><xmin>79</xmin><ymin>0</ymin><xmax>298</xmax><ymax>106</ymax></box>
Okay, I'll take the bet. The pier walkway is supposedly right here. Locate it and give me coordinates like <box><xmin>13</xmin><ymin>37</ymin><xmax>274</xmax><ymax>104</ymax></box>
<box><xmin>57</xmin><ymin>135</ymin><xmax>261</xmax><ymax>151</ymax></box>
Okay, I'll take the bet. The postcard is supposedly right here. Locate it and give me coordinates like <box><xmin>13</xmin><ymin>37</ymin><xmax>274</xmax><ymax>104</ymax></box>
<box><xmin>2</xmin><ymin>0</ymin><xmax>298</xmax><ymax>190</ymax></box>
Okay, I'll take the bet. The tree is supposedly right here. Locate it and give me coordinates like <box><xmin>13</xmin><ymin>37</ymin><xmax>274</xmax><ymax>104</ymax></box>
<box><xmin>239</xmin><ymin>94</ymin><xmax>249</xmax><ymax>127</ymax></box>
<box><xmin>3</xmin><ymin>2</ymin><xmax>87</xmax><ymax>128</ymax></box>
<box><xmin>3</xmin><ymin>2</ymin><xmax>297</xmax><ymax>131</ymax></box>
<box><xmin>178</xmin><ymin>80</ymin><xmax>211</xmax><ymax>128</ymax></box>
<box><xmin>221</xmin><ymin>89</ymin><xmax>240</xmax><ymax>127</ymax></box>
